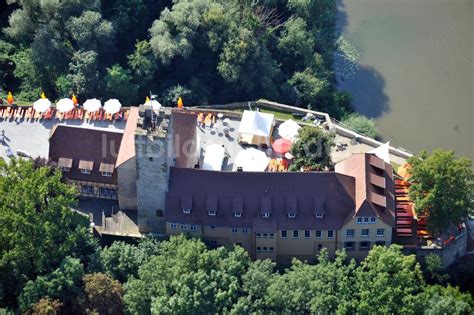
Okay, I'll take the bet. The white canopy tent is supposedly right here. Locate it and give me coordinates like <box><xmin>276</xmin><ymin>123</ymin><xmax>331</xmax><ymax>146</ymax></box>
<box><xmin>278</xmin><ymin>119</ymin><xmax>301</xmax><ymax>141</ymax></box>
<box><xmin>104</xmin><ymin>99</ymin><xmax>122</xmax><ymax>114</ymax></box>
<box><xmin>33</xmin><ymin>98</ymin><xmax>51</xmax><ymax>113</ymax></box>
<box><xmin>83</xmin><ymin>98</ymin><xmax>102</xmax><ymax>112</ymax></box>
<box><xmin>202</xmin><ymin>144</ymin><xmax>226</xmax><ymax>171</ymax></box>
<box><xmin>368</xmin><ymin>141</ymin><xmax>390</xmax><ymax>164</ymax></box>
<box><xmin>238</xmin><ymin>110</ymin><xmax>274</xmax><ymax>146</ymax></box>
<box><xmin>145</xmin><ymin>99</ymin><xmax>162</xmax><ymax>111</ymax></box>
<box><xmin>56</xmin><ymin>98</ymin><xmax>74</xmax><ymax>113</ymax></box>
<box><xmin>234</xmin><ymin>148</ymin><xmax>270</xmax><ymax>172</ymax></box>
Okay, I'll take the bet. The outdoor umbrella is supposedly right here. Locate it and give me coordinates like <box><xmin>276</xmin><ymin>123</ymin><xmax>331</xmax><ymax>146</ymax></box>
<box><xmin>272</xmin><ymin>138</ymin><xmax>292</xmax><ymax>154</ymax></box>
<box><xmin>56</xmin><ymin>98</ymin><xmax>74</xmax><ymax>113</ymax></box>
<box><xmin>104</xmin><ymin>99</ymin><xmax>122</xmax><ymax>114</ymax></box>
<box><xmin>33</xmin><ymin>98</ymin><xmax>51</xmax><ymax>113</ymax></box>
<box><xmin>278</xmin><ymin>119</ymin><xmax>301</xmax><ymax>141</ymax></box>
<box><xmin>234</xmin><ymin>148</ymin><xmax>270</xmax><ymax>172</ymax></box>
<box><xmin>145</xmin><ymin>98</ymin><xmax>162</xmax><ymax>111</ymax></box>
<box><xmin>83</xmin><ymin>98</ymin><xmax>102</xmax><ymax>112</ymax></box>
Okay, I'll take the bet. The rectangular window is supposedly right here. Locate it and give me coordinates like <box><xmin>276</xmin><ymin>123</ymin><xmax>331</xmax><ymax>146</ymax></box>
<box><xmin>190</xmin><ymin>225</ymin><xmax>197</xmax><ymax>231</ymax></box>
<box><xmin>181</xmin><ymin>224</ymin><xmax>188</xmax><ymax>230</ymax></box>
<box><xmin>370</xmin><ymin>217</ymin><xmax>376</xmax><ymax>224</ymax></box>
<box><xmin>357</xmin><ymin>217</ymin><xmax>363</xmax><ymax>224</ymax></box>
<box><xmin>364</xmin><ymin>217</ymin><xmax>369</xmax><ymax>223</ymax></box>
<box><xmin>208</xmin><ymin>210</ymin><xmax>216</xmax><ymax>216</ymax></box>
<box><xmin>281</xmin><ymin>230</ymin><xmax>288</xmax><ymax>238</ymax></box>
<box><xmin>288</xmin><ymin>212</ymin><xmax>296</xmax><ymax>218</ymax></box>
<box><xmin>234</xmin><ymin>211</ymin><xmax>242</xmax><ymax>218</ymax></box>
<box><xmin>80</xmin><ymin>169</ymin><xmax>91</xmax><ymax>174</ymax></box>
<box><xmin>315</xmin><ymin>213</ymin><xmax>324</xmax><ymax>218</ymax></box>
<box><xmin>170</xmin><ymin>223</ymin><xmax>177</xmax><ymax>229</ymax></box>
<box><xmin>256</xmin><ymin>247</ymin><xmax>262</xmax><ymax>252</ymax></box>
<box><xmin>61</xmin><ymin>167</ymin><xmax>70</xmax><ymax>172</ymax></box>
<box><xmin>376</xmin><ymin>228</ymin><xmax>384</xmax><ymax>237</ymax></box>
<box><xmin>269</xmin><ymin>233</ymin><xmax>275</xmax><ymax>239</ymax></box>
<box><xmin>242</xmin><ymin>228</ymin><xmax>249</xmax><ymax>235</ymax></box>
<box><xmin>182</xmin><ymin>208</ymin><xmax>191</xmax><ymax>214</ymax></box>
<box><xmin>256</xmin><ymin>233</ymin><xmax>261</xmax><ymax>238</ymax></box>
<box><xmin>360</xmin><ymin>241</ymin><xmax>370</xmax><ymax>250</ymax></box>
<box><xmin>232</xmin><ymin>228</ymin><xmax>238</xmax><ymax>234</ymax></box>
<box><xmin>361</xmin><ymin>229</ymin><xmax>369</xmax><ymax>237</ymax></box>
<box><xmin>293</xmin><ymin>230</ymin><xmax>299</xmax><ymax>239</ymax></box>
<box><xmin>304</xmin><ymin>230</ymin><xmax>310</xmax><ymax>238</ymax></box>
<box><xmin>263</xmin><ymin>246</ymin><xmax>268</xmax><ymax>251</ymax></box>
<box><xmin>327</xmin><ymin>230</ymin><xmax>334</xmax><ymax>238</ymax></box>
<box><xmin>262</xmin><ymin>212</ymin><xmax>270</xmax><ymax>218</ymax></box>
<box><xmin>99</xmin><ymin>187</ymin><xmax>117</xmax><ymax>198</ymax></box>
<box><xmin>209</xmin><ymin>226</ymin><xmax>216</xmax><ymax>230</ymax></box>
<box><xmin>262</xmin><ymin>233</ymin><xmax>268</xmax><ymax>238</ymax></box>
<box><xmin>101</xmin><ymin>171</ymin><xmax>112</xmax><ymax>177</ymax></box>
<box><xmin>315</xmin><ymin>230</ymin><xmax>322</xmax><ymax>238</ymax></box>
<box><xmin>82</xmin><ymin>185</ymin><xmax>94</xmax><ymax>195</ymax></box>
<box><xmin>344</xmin><ymin>242</ymin><xmax>355</xmax><ymax>250</ymax></box>
<box><xmin>269</xmin><ymin>247</ymin><xmax>274</xmax><ymax>252</ymax></box>
<box><xmin>375</xmin><ymin>241</ymin><xmax>386</xmax><ymax>246</ymax></box>
<box><xmin>346</xmin><ymin>229</ymin><xmax>355</xmax><ymax>237</ymax></box>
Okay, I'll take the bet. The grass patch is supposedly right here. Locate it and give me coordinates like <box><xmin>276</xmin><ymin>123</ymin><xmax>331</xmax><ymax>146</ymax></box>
<box><xmin>230</xmin><ymin>105</ymin><xmax>296</xmax><ymax>121</ymax></box>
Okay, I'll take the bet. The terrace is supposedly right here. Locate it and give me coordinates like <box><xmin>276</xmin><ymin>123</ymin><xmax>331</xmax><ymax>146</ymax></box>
<box><xmin>0</xmin><ymin>105</ymin><xmax>127</xmax><ymax>161</ymax></box>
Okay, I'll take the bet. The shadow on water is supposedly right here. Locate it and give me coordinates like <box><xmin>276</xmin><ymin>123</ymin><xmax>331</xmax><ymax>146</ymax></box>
<box><xmin>339</xmin><ymin>65</ymin><xmax>390</xmax><ymax>119</ymax></box>
<box><xmin>336</xmin><ymin>0</ymin><xmax>390</xmax><ymax>119</ymax></box>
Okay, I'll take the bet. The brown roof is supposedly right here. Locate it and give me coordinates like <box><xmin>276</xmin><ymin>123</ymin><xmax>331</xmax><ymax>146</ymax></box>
<box><xmin>49</xmin><ymin>125</ymin><xmax>123</xmax><ymax>184</ymax></box>
<box><xmin>335</xmin><ymin>153</ymin><xmax>395</xmax><ymax>226</ymax></box>
<box><xmin>116</xmin><ymin>107</ymin><xmax>138</xmax><ymax>166</ymax></box>
<box><xmin>99</xmin><ymin>162</ymin><xmax>115</xmax><ymax>173</ymax></box>
<box><xmin>165</xmin><ymin>167</ymin><xmax>356</xmax><ymax>231</ymax></box>
<box><xmin>172</xmin><ymin>111</ymin><xmax>197</xmax><ymax>168</ymax></box>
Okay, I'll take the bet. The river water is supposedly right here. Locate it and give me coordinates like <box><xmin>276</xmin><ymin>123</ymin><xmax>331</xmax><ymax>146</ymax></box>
<box><xmin>337</xmin><ymin>0</ymin><xmax>473</xmax><ymax>161</ymax></box>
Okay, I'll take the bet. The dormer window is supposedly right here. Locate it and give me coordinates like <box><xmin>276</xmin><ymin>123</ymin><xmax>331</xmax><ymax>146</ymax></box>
<box><xmin>233</xmin><ymin>196</ymin><xmax>243</xmax><ymax>219</ymax></box>
<box><xmin>315</xmin><ymin>213</ymin><xmax>324</xmax><ymax>219</ymax></box>
<box><xmin>58</xmin><ymin>157</ymin><xmax>72</xmax><ymax>173</ymax></box>
<box><xmin>207</xmin><ymin>194</ymin><xmax>217</xmax><ymax>217</ymax></box>
<box><xmin>234</xmin><ymin>211</ymin><xmax>242</xmax><ymax>218</ymax></box>
<box><xmin>99</xmin><ymin>162</ymin><xmax>114</xmax><ymax>177</ymax></box>
<box><xmin>181</xmin><ymin>194</ymin><xmax>192</xmax><ymax>214</ymax></box>
<box><xmin>286</xmin><ymin>196</ymin><xmax>297</xmax><ymax>220</ymax></box>
<box><xmin>79</xmin><ymin>160</ymin><xmax>94</xmax><ymax>175</ymax></box>
<box><xmin>260</xmin><ymin>196</ymin><xmax>272</xmax><ymax>219</ymax></box>
<box><xmin>314</xmin><ymin>197</ymin><xmax>326</xmax><ymax>220</ymax></box>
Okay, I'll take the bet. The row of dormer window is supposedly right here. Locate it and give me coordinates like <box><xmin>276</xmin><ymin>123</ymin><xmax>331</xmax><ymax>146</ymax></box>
<box><xmin>281</xmin><ymin>230</ymin><xmax>335</xmax><ymax>239</ymax></box>
<box><xmin>356</xmin><ymin>216</ymin><xmax>377</xmax><ymax>224</ymax></box>
<box><xmin>345</xmin><ymin>228</ymin><xmax>385</xmax><ymax>237</ymax></box>
<box><xmin>182</xmin><ymin>208</ymin><xmax>324</xmax><ymax>219</ymax></box>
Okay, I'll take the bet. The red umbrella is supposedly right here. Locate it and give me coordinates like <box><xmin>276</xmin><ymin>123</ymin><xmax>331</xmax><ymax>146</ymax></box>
<box><xmin>272</xmin><ymin>138</ymin><xmax>292</xmax><ymax>154</ymax></box>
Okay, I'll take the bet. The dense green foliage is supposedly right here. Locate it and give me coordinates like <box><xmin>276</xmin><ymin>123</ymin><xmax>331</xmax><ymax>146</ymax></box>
<box><xmin>342</xmin><ymin>112</ymin><xmax>378</xmax><ymax>138</ymax></box>
<box><xmin>408</xmin><ymin>149</ymin><xmax>473</xmax><ymax>236</ymax></box>
<box><xmin>0</xmin><ymin>159</ymin><xmax>99</xmax><ymax>308</ymax></box>
<box><xmin>289</xmin><ymin>126</ymin><xmax>335</xmax><ymax>171</ymax></box>
<box><xmin>1</xmin><ymin>0</ymin><xmax>354</xmax><ymax>119</ymax></box>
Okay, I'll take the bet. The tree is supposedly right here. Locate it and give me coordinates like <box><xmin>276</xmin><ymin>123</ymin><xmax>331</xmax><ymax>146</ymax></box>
<box><xmin>289</xmin><ymin>126</ymin><xmax>335</xmax><ymax>171</ymax></box>
<box><xmin>353</xmin><ymin>245</ymin><xmax>424</xmax><ymax>314</ymax></box>
<box><xmin>104</xmin><ymin>64</ymin><xmax>138</xmax><ymax>105</ymax></box>
<box><xmin>0</xmin><ymin>159</ymin><xmax>98</xmax><ymax>307</ymax></box>
<box><xmin>124</xmin><ymin>235</ymin><xmax>250</xmax><ymax>314</ymax></box>
<box><xmin>83</xmin><ymin>273</ymin><xmax>124</xmax><ymax>315</ymax></box>
<box><xmin>67</xmin><ymin>50</ymin><xmax>100</xmax><ymax>97</ymax></box>
<box><xmin>421</xmin><ymin>285</ymin><xmax>474</xmax><ymax>315</ymax></box>
<box><xmin>288</xmin><ymin>68</ymin><xmax>331</xmax><ymax>110</ymax></box>
<box><xmin>19</xmin><ymin>257</ymin><xmax>84</xmax><ymax>312</ymax></box>
<box><xmin>27</xmin><ymin>298</ymin><xmax>63</xmax><ymax>315</ymax></box>
<box><xmin>342</xmin><ymin>113</ymin><xmax>378</xmax><ymax>138</ymax></box>
<box><xmin>424</xmin><ymin>253</ymin><xmax>449</xmax><ymax>284</ymax></box>
<box><xmin>101</xmin><ymin>239</ymin><xmax>160</xmax><ymax>283</ymax></box>
<box><xmin>408</xmin><ymin>149</ymin><xmax>473</xmax><ymax>236</ymax></box>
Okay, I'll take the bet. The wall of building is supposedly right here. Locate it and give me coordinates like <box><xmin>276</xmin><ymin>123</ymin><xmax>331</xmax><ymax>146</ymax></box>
<box><xmin>339</xmin><ymin>217</ymin><xmax>393</xmax><ymax>261</ymax></box>
<box><xmin>117</xmin><ymin>157</ymin><xmax>137</xmax><ymax>210</ymax></box>
<box><xmin>71</xmin><ymin>180</ymin><xmax>118</xmax><ymax>200</ymax></box>
<box><xmin>136</xmin><ymin>109</ymin><xmax>173</xmax><ymax>234</ymax></box>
